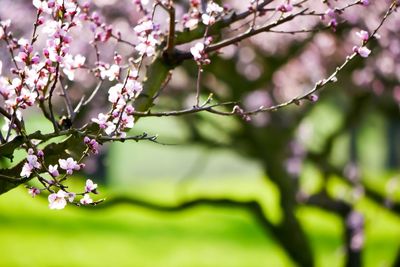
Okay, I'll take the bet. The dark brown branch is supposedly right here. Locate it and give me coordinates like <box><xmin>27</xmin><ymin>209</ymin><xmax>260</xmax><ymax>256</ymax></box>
<box><xmin>206</xmin><ymin>8</ymin><xmax>309</xmax><ymax>53</ymax></box>
<box><xmin>48</xmin><ymin>64</ymin><xmax>60</xmax><ymax>132</ymax></box>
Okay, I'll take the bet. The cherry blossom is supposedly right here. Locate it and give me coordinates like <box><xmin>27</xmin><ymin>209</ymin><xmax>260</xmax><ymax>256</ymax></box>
<box><xmin>20</xmin><ymin>150</ymin><xmax>41</xmax><ymax>178</ymax></box>
<box><xmin>353</xmin><ymin>46</ymin><xmax>371</xmax><ymax>58</ymax></box>
<box><xmin>134</xmin><ymin>19</ymin><xmax>161</xmax><ymax>57</ymax></box>
<box><xmin>182</xmin><ymin>13</ymin><xmax>200</xmax><ymax>30</ymax></box>
<box><xmin>202</xmin><ymin>2</ymin><xmax>224</xmax><ymax>25</ymax></box>
<box><xmin>59</xmin><ymin>157</ymin><xmax>81</xmax><ymax>175</ymax></box>
<box><xmin>133</xmin><ymin>19</ymin><xmax>154</xmax><ymax>35</ymax></box>
<box><xmin>28</xmin><ymin>187</ymin><xmax>41</xmax><ymax>198</ymax></box>
<box><xmin>99</xmin><ymin>64</ymin><xmax>120</xmax><ymax>81</ymax></box>
<box><xmin>92</xmin><ymin>113</ymin><xmax>109</xmax><ymax>129</ymax></box>
<box><xmin>361</xmin><ymin>0</ymin><xmax>370</xmax><ymax>6</ymax></box>
<box><xmin>33</xmin><ymin>0</ymin><xmax>54</xmax><ymax>14</ymax></box>
<box><xmin>191</xmin><ymin>43</ymin><xmax>205</xmax><ymax>61</ymax></box>
<box><xmin>276</xmin><ymin>3</ymin><xmax>293</xmax><ymax>13</ymax></box>
<box><xmin>85</xmin><ymin>179</ymin><xmax>98</xmax><ymax>193</ymax></box>
<box><xmin>67</xmin><ymin>192</ymin><xmax>76</xmax><ymax>202</ymax></box>
<box><xmin>84</xmin><ymin>137</ymin><xmax>100</xmax><ymax>154</ymax></box>
<box><xmin>356</xmin><ymin>30</ymin><xmax>369</xmax><ymax>42</ymax></box>
<box><xmin>48</xmin><ymin>190</ymin><xmax>68</xmax><ymax>210</ymax></box>
<box><xmin>80</xmin><ymin>194</ymin><xmax>93</xmax><ymax>205</ymax></box>
<box><xmin>20</xmin><ymin>163</ymin><xmax>33</xmax><ymax>178</ymax></box>
<box><xmin>48</xmin><ymin>164</ymin><xmax>59</xmax><ymax>177</ymax></box>
<box><xmin>62</xmin><ymin>54</ymin><xmax>86</xmax><ymax>81</ymax></box>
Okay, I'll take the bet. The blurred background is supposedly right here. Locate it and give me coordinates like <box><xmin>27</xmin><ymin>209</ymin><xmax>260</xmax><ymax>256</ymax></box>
<box><xmin>1</xmin><ymin>0</ymin><xmax>400</xmax><ymax>266</ymax></box>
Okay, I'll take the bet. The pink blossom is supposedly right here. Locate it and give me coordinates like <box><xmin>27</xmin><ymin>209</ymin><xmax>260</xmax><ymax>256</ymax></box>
<box><xmin>276</xmin><ymin>4</ymin><xmax>293</xmax><ymax>13</ymax></box>
<box><xmin>202</xmin><ymin>14</ymin><xmax>215</xmax><ymax>25</ymax></box>
<box><xmin>92</xmin><ymin>113</ymin><xmax>109</xmax><ymax>128</ymax></box>
<box><xmin>0</xmin><ymin>19</ymin><xmax>10</xmax><ymax>29</ymax></box>
<box><xmin>356</xmin><ymin>30</ymin><xmax>369</xmax><ymax>42</ymax></box>
<box><xmin>206</xmin><ymin>2</ymin><xmax>224</xmax><ymax>13</ymax></box>
<box><xmin>358</xmin><ymin>47</ymin><xmax>371</xmax><ymax>58</ymax></box>
<box><xmin>135</xmin><ymin>36</ymin><xmax>158</xmax><ymax>57</ymax></box>
<box><xmin>133</xmin><ymin>20</ymin><xmax>154</xmax><ymax>35</ymax></box>
<box><xmin>31</xmin><ymin>55</ymin><xmax>40</xmax><ymax>64</ymax></box>
<box><xmin>353</xmin><ymin>46</ymin><xmax>371</xmax><ymax>58</ymax></box>
<box><xmin>119</xmin><ymin>112</ymin><xmax>134</xmax><ymax>130</ymax></box>
<box><xmin>183</xmin><ymin>14</ymin><xmax>200</xmax><ymax>30</ymax></box>
<box><xmin>27</xmin><ymin>154</ymin><xmax>41</xmax><ymax>169</ymax></box>
<box><xmin>99</xmin><ymin>64</ymin><xmax>120</xmax><ymax>81</ymax></box>
<box><xmin>133</xmin><ymin>18</ymin><xmax>160</xmax><ymax>58</ymax></box>
<box><xmin>190</xmin><ymin>0</ymin><xmax>200</xmax><ymax>7</ymax></box>
<box><xmin>108</xmin><ymin>84</ymin><xmax>124</xmax><ymax>104</ymax></box>
<box><xmin>84</xmin><ymin>136</ymin><xmax>91</xmax><ymax>144</ymax></box>
<box><xmin>125</xmin><ymin>79</ymin><xmax>143</xmax><ymax>99</ymax></box>
<box><xmin>20</xmin><ymin>152</ymin><xmax>41</xmax><ymax>177</ymax></box>
<box><xmin>28</xmin><ymin>187</ymin><xmax>41</xmax><ymax>198</ymax></box>
<box><xmin>63</xmin><ymin>54</ymin><xmax>86</xmax><ymax>80</ymax></box>
<box><xmin>190</xmin><ymin>42</ymin><xmax>205</xmax><ymax>61</ymax></box>
<box><xmin>18</xmin><ymin>88</ymin><xmax>38</xmax><ymax>107</ymax></box>
<box><xmin>201</xmin><ymin>2</ymin><xmax>223</xmax><ymax>25</ymax></box>
<box><xmin>84</xmin><ymin>137</ymin><xmax>100</xmax><ymax>154</ymax></box>
<box><xmin>33</xmin><ymin>0</ymin><xmax>53</xmax><ymax>14</ymax></box>
<box><xmin>67</xmin><ymin>192</ymin><xmax>76</xmax><ymax>202</ymax></box>
<box><xmin>48</xmin><ymin>164</ymin><xmax>59</xmax><ymax>177</ymax></box>
<box><xmin>59</xmin><ymin>157</ymin><xmax>81</xmax><ymax>175</ymax></box>
<box><xmin>15</xmin><ymin>52</ymin><xmax>28</xmax><ymax>63</ymax></box>
<box><xmin>360</xmin><ymin>0</ymin><xmax>369</xmax><ymax>6</ymax></box>
<box><xmin>80</xmin><ymin>194</ymin><xmax>93</xmax><ymax>205</ymax></box>
<box><xmin>85</xmin><ymin>179</ymin><xmax>98</xmax><ymax>193</ymax></box>
<box><xmin>104</xmin><ymin>122</ymin><xmax>117</xmax><ymax>136</ymax></box>
<box><xmin>48</xmin><ymin>190</ymin><xmax>68</xmax><ymax>209</ymax></box>
<box><xmin>20</xmin><ymin>163</ymin><xmax>33</xmax><ymax>178</ymax></box>
<box><xmin>308</xmin><ymin>94</ymin><xmax>319</xmax><ymax>102</ymax></box>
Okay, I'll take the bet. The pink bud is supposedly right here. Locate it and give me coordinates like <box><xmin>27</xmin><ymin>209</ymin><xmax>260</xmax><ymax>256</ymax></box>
<box><xmin>28</xmin><ymin>187</ymin><xmax>41</xmax><ymax>198</ymax></box>
<box><xmin>37</xmin><ymin>150</ymin><xmax>44</xmax><ymax>157</ymax></box>
<box><xmin>47</xmin><ymin>0</ymin><xmax>55</xmax><ymax>8</ymax></box>
<box><xmin>31</xmin><ymin>55</ymin><xmax>40</xmax><ymax>64</ymax></box>
<box><xmin>360</xmin><ymin>0</ymin><xmax>369</xmax><ymax>6</ymax></box>
<box><xmin>17</xmin><ymin>51</ymin><xmax>28</xmax><ymax>62</ymax></box>
<box><xmin>84</xmin><ymin>136</ymin><xmax>91</xmax><ymax>144</ymax></box>
<box><xmin>43</xmin><ymin>48</ymin><xmax>49</xmax><ymax>58</ymax></box>
<box><xmin>37</xmin><ymin>16</ymin><xmax>45</xmax><ymax>25</ymax></box>
<box><xmin>308</xmin><ymin>94</ymin><xmax>319</xmax><ymax>102</ymax></box>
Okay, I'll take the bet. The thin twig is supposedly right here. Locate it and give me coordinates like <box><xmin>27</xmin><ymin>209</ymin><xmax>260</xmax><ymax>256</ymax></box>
<box><xmin>59</xmin><ymin>77</ymin><xmax>74</xmax><ymax>119</ymax></box>
<box><xmin>73</xmin><ymin>80</ymin><xmax>104</xmax><ymax>117</ymax></box>
<box><xmin>251</xmin><ymin>0</ymin><xmax>259</xmax><ymax>29</ymax></box>
<box><xmin>30</xmin><ymin>10</ymin><xmax>41</xmax><ymax>45</ymax></box>
<box><xmin>131</xmin><ymin>2</ymin><xmax>397</xmax><ymax>119</ymax></box>
<box><xmin>206</xmin><ymin>8</ymin><xmax>309</xmax><ymax>53</ymax></box>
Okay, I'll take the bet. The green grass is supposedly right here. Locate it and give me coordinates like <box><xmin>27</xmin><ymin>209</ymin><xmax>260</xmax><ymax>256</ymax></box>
<box><xmin>1</xmin><ymin>182</ymin><xmax>399</xmax><ymax>267</ymax></box>
<box><xmin>1</xmin><ymin>116</ymin><xmax>399</xmax><ymax>266</ymax></box>
<box><xmin>0</xmin><ymin>188</ymin><xmax>294</xmax><ymax>267</ymax></box>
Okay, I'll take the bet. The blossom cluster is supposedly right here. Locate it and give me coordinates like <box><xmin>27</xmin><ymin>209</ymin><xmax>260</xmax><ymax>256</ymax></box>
<box><xmin>92</xmin><ymin>71</ymin><xmax>141</xmax><ymax>137</ymax></box>
<box><xmin>44</xmin><ymin>178</ymin><xmax>98</xmax><ymax>210</ymax></box>
<box><xmin>182</xmin><ymin>0</ymin><xmax>225</xmax><ymax>29</ymax></box>
<box><xmin>23</xmin><ymin>140</ymin><xmax>100</xmax><ymax>209</ymax></box>
<box><xmin>0</xmin><ymin>0</ymin><xmax>386</xmax><ymax>211</ymax></box>
<box><xmin>134</xmin><ymin>18</ymin><xmax>161</xmax><ymax>57</ymax></box>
